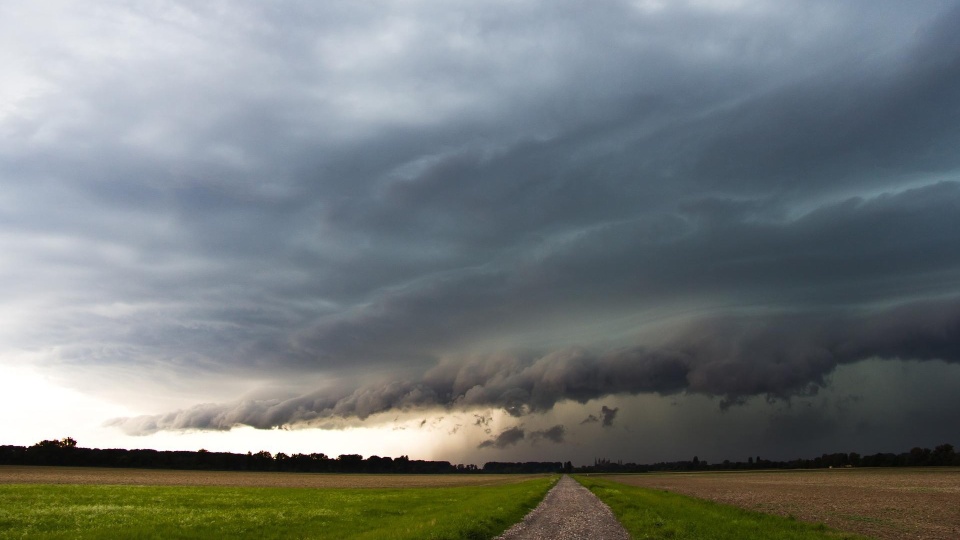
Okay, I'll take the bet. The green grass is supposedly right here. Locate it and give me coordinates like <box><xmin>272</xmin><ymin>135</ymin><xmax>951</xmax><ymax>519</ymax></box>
<box><xmin>574</xmin><ymin>476</ymin><xmax>870</xmax><ymax>540</ymax></box>
<box><xmin>0</xmin><ymin>476</ymin><xmax>556</xmax><ymax>539</ymax></box>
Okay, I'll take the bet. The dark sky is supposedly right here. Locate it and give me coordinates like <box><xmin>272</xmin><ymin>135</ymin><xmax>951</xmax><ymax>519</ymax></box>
<box><xmin>2</xmin><ymin>0</ymin><xmax>960</xmax><ymax>464</ymax></box>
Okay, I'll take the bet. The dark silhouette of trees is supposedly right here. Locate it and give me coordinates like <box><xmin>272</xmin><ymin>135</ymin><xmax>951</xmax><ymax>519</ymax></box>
<box><xmin>0</xmin><ymin>439</ymin><xmax>473</xmax><ymax>473</ymax></box>
<box><xmin>1</xmin><ymin>438</ymin><xmax>958</xmax><ymax>474</ymax></box>
<box><xmin>481</xmin><ymin>462</ymin><xmax>564</xmax><ymax>474</ymax></box>
<box><xmin>932</xmin><ymin>444</ymin><xmax>955</xmax><ymax>466</ymax></box>
<box><xmin>572</xmin><ymin>442</ymin><xmax>960</xmax><ymax>474</ymax></box>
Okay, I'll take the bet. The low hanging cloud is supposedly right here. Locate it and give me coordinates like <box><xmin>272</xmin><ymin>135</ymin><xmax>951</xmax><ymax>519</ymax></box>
<box><xmin>478</xmin><ymin>426</ymin><xmax>526</xmax><ymax>449</ymax></box>
<box><xmin>581</xmin><ymin>405</ymin><xmax>618</xmax><ymax>427</ymax></box>
<box><xmin>109</xmin><ymin>295</ymin><xmax>960</xmax><ymax>435</ymax></box>
<box><xmin>600</xmin><ymin>406</ymin><xmax>619</xmax><ymax>427</ymax></box>
<box><xmin>530</xmin><ymin>425</ymin><xmax>566</xmax><ymax>444</ymax></box>
<box><xmin>478</xmin><ymin>424</ymin><xmax>565</xmax><ymax>449</ymax></box>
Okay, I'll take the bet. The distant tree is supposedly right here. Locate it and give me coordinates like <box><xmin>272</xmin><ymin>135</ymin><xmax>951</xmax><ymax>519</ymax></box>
<box><xmin>337</xmin><ymin>454</ymin><xmax>364</xmax><ymax>473</ymax></box>
<box><xmin>246</xmin><ymin>450</ymin><xmax>273</xmax><ymax>470</ymax></box>
<box><xmin>26</xmin><ymin>438</ymin><xmax>79</xmax><ymax>466</ymax></box>
<box><xmin>33</xmin><ymin>438</ymin><xmax>77</xmax><ymax>449</ymax></box>
<box><xmin>908</xmin><ymin>447</ymin><xmax>931</xmax><ymax>466</ymax></box>
<box><xmin>932</xmin><ymin>444</ymin><xmax>955</xmax><ymax>466</ymax></box>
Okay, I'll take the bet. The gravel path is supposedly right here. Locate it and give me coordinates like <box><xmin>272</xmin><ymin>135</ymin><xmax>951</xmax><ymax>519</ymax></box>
<box><xmin>495</xmin><ymin>475</ymin><xmax>630</xmax><ymax>540</ymax></box>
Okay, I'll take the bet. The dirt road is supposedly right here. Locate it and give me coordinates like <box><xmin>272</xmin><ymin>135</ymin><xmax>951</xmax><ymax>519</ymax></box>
<box><xmin>495</xmin><ymin>475</ymin><xmax>629</xmax><ymax>540</ymax></box>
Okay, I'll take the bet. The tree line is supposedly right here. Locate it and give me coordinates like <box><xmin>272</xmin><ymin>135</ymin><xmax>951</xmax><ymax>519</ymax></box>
<box><xmin>0</xmin><ymin>438</ymin><xmax>561</xmax><ymax>474</ymax></box>
<box><xmin>577</xmin><ymin>443</ymin><xmax>959</xmax><ymax>473</ymax></box>
<box><xmin>1</xmin><ymin>438</ymin><xmax>956</xmax><ymax>474</ymax></box>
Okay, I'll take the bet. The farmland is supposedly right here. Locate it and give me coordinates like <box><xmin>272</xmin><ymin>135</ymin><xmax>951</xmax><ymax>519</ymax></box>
<box><xmin>603</xmin><ymin>467</ymin><xmax>960</xmax><ymax>540</ymax></box>
<box><xmin>575</xmin><ymin>475</ymin><xmax>866</xmax><ymax>540</ymax></box>
<box><xmin>0</xmin><ymin>466</ymin><xmax>556</xmax><ymax>539</ymax></box>
<box><xmin>5</xmin><ymin>465</ymin><xmax>958</xmax><ymax>538</ymax></box>
<box><xmin>0</xmin><ymin>465</ymin><xmax>541</xmax><ymax>488</ymax></box>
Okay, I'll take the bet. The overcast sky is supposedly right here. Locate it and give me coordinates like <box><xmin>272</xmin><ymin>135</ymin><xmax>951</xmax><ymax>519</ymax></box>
<box><xmin>2</xmin><ymin>0</ymin><xmax>960</xmax><ymax>465</ymax></box>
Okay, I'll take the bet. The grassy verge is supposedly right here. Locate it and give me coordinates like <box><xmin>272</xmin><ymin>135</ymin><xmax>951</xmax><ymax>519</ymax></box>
<box><xmin>0</xmin><ymin>476</ymin><xmax>556</xmax><ymax>539</ymax></box>
<box><xmin>574</xmin><ymin>475</ymin><xmax>870</xmax><ymax>540</ymax></box>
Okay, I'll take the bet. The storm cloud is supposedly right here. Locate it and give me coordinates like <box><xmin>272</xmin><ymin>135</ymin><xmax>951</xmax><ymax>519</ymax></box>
<box><xmin>478</xmin><ymin>424</ymin><xmax>566</xmax><ymax>449</ymax></box>
<box><xmin>4</xmin><ymin>0</ymin><xmax>960</xmax><ymax>459</ymax></box>
<box><xmin>478</xmin><ymin>427</ymin><xmax>527</xmax><ymax>450</ymax></box>
<box><xmin>530</xmin><ymin>425</ymin><xmax>566</xmax><ymax>445</ymax></box>
<box><xmin>600</xmin><ymin>407</ymin><xmax>619</xmax><ymax>428</ymax></box>
<box><xmin>110</xmin><ymin>295</ymin><xmax>960</xmax><ymax>434</ymax></box>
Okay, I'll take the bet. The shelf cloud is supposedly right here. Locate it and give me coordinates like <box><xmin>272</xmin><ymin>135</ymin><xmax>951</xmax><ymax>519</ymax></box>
<box><xmin>4</xmin><ymin>0</ymin><xmax>960</xmax><ymax>460</ymax></box>
<box><xmin>109</xmin><ymin>296</ymin><xmax>960</xmax><ymax>435</ymax></box>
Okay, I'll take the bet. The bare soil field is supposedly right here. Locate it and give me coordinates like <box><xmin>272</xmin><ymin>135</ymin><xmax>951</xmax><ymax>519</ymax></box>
<box><xmin>607</xmin><ymin>468</ymin><xmax>960</xmax><ymax>540</ymax></box>
<box><xmin>0</xmin><ymin>465</ymin><xmax>541</xmax><ymax>488</ymax></box>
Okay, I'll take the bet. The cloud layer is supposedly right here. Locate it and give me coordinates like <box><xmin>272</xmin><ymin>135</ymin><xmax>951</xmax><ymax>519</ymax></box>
<box><xmin>110</xmin><ymin>295</ymin><xmax>960</xmax><ymax>434</ymax></box>
<box><xmin>3</xmin><ymin>0</ymin><xmax>960</xmax><ymax>458</ymax></box>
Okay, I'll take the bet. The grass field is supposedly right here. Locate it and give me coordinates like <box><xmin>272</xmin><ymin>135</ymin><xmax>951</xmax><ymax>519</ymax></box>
<box><xmin>0</xmin><ymin>468</ymin><xmax>557</xmax><ymax>539</ymax></box>
<box><xmin>602</xmin><ymin>468</ymin><xmax>960</xmax><ymax>540</ymax></box>
<box><xmin>7</xmin><ymin>466</ymin><xmax>953</xmax><ymax>538</ymax></box>
<box><xmin>575</xmin><ymin>475</ymin><xmax>868</xmax><ymax>540</ymax></box>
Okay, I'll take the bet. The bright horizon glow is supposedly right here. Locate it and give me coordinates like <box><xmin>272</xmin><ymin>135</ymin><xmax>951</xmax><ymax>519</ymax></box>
<box><xmin>0</xmin><ymin>364</ymin><xmax>445</xmax><ymax>459</ymax></box>
<box><xmin>0</xmin><ymin>364</ymin><xmax>134</xmax><ymax>449</ymax></box>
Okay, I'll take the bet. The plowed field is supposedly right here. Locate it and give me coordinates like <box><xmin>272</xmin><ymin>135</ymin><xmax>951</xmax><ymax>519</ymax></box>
<box><xmin>607</xmin><ymin>468</ymin><xmax>960</xmax><ymax>540</ymax></box>
<box><xmin>0</xmin><ymin>465</ymin><xmax>539</xmax><ymax>488</ymax></box>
